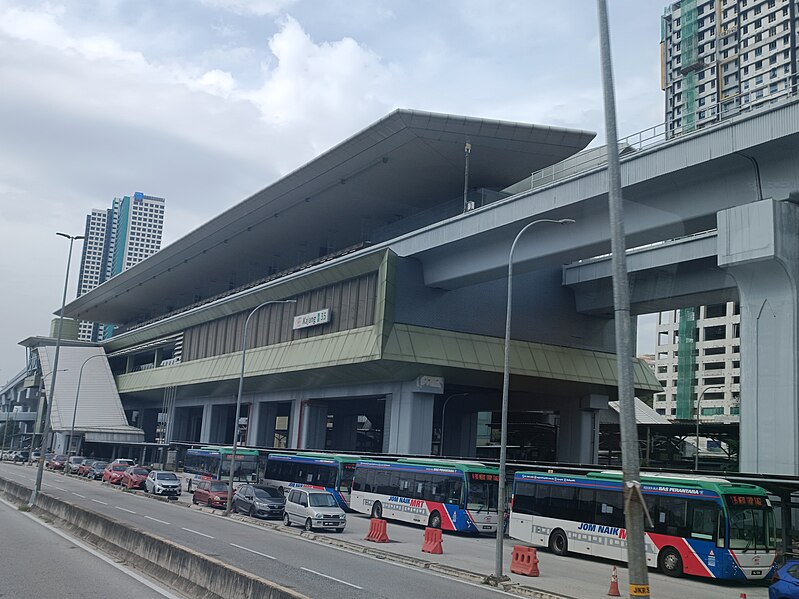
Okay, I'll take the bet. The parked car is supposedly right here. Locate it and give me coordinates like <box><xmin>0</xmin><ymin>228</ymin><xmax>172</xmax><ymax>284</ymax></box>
<box><xmin>86</xmin><ymin>461</ymin><xmax>108</xmax><ymax>479</ymax></box>
<box><xmin>122</xmin><ymin>466</ymin><xmax>150</xmax><ymax>489</ymax></box>
<box><xmin>109</xmin><ymin>458</ymin><xmax>136</xmax><ymax>467</ymax></box>
<box><xmin>102</xmin><ymin>463</ymin><xmax>128</xmax><ymax>484</ymax></box>
<box><xmin>46</xmin><ymin>454</ymin><xmax>67</xmax><ymax>470</ymax></box>
<box><xmin>13</xmin><ymin>451</ymin><xmax>29</xmax><ymax>463</ymax></box>
<box><xmin>283</xmin><ymin>488</ymin><xmax>346</xmax><ymax>532</ymax></box>
<box><xmin>192</xmin><ymin>480</ymin><xmax>230</xmax><ymax>508</ymax></box>
<box><xmin>233</xmin><ymin>484</ymin><xmax>285</xmax><ymax>518</ymax></box>
<box><xmin>770</xmin><ymin>559</ymin><xmax>799</xmax><ymax>599</ymax></box>
<box><xmin>66</xmin><ymin>456</ymin><xmax>86</xmax><ymax>474</ymax></box>
<box><xmin>1</xmin><ymin>450</ymin><xmax>13</xmax><ymax>460</ymax></box>
<box><xmin>144</xmin><ymin>471</ymin><xmax>182</xmax><ymax>496</ymax></box>
<box><xmin>76</xmin><ymin>458</ymin><xmax>96</xmax><ymax>476</ymax></box>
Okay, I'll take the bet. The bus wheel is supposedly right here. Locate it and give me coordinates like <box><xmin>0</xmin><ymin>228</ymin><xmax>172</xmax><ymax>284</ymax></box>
<box><xmin>371</xmin><ymin>502</ymin><xmax>383</xmax><ymax>519</ymax></box>
<box><xmin>548</xmin><ymin>529</ymin><xmax>568</xmax><ymax>556</ymax></box>
<box><xmin>428</xmin><ymin>511</ymin><xmax>442</xmax><ymax>529</ymax></box>
<box><xmin>658</xmin><ymin>547</ymin><xmax>683</xmax><ymax>577</ymax></box>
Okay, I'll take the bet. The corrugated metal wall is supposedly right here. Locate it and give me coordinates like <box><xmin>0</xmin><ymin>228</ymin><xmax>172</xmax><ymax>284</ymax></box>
<box><xmin>182</xmin><ymin>272</ymin><xmax>377</xmax><ymax>361</ymax></box>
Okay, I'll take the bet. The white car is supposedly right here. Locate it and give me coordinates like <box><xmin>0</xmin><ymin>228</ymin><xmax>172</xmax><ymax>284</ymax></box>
<box><xmin>283</xmin><ymin>488</ymin><xmax>346</xmax><ymax>532</ymax></box>
<box><xmin>144</xmin><ymin>471</ymin><xmax>182</xmax><ymax>496</ymax></box>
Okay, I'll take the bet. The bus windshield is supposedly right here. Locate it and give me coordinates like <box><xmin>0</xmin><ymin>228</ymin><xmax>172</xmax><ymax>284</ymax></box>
<box><xmin>467</xmin><ymin>480</ymin><xmax>498</xmax><ymax>512</ymax></box>
<box><xmin>727</xmin><ymin>502</ymin><xmax>776</xmax><ymax>551</ymax></box>
<box><xmin>340</xmin><ymin>462</ymin><xmax>356</xmax><ymax>493</ymax></box>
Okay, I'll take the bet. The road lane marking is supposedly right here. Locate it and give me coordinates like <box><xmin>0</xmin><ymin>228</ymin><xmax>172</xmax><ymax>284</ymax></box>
<box><xmin>115</xmin><ymin>506</ymin><xmax>136</xmax><ymax>514</ymax></box>
<box><xmin>71</xmin><ymin>492</ymin><xmax>86</xmax><ymax>498</ymax></box>
<box><xmin>229</xmin><ymin>543</ymin><xmax>275</xmax><ymax>560</ymax></box>
<box><xmin>145</xmin><ymin>516</ymin><xmax>171</xmax><ymax>525</ymax></box>
<box><xmin>181</xmin><ymin>527</ymin><xmax>214</xmax><ymax>539</ymax></box>
<box><xmin>0</xmin><ymin>495</ymin><xmax>185</xmax><ymax>599</ymax></box>
<box><xmin>300</xmin><ymin>567</ymin><xmax>362</xmax><ymax>589</ymax></box>
<box><xmin>45</xmin><ymin>484</ymin><xmax>68</xmax><ymax>491</ymax></box>
<box><xmin>91</xmin><ymin>499</ymin><xmax>108</xmax><ymax>505</ymax></box>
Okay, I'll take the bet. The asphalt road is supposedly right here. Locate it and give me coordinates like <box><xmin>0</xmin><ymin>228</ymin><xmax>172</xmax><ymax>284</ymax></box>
<box><xmin>0</xmin><ymin>462</ymin><xmax>770</xmax><ymax>599</ymax></box>
<box><xmin>0</xmin><ymin>463</ymin><xmax>519</xmax><ymax>599</ymax></box>
<box><xmin>0</xmin><ymin>494</ymin><xmax>186</xmax><ymax>599</ymax></box>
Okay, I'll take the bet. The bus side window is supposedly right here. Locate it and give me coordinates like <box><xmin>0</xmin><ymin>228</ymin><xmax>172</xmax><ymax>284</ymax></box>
<box><xmin>576</xmin><ymin>488</ymin><xmax>595</xmax><ymax>522</ymax></box>
<box><xmin>689</xmin><ymin>502</ymin><xmax>718</xmax><ymax>542</ymax></box>
<box><xmin>448</xmin><ymin>478</ymin><xmax>464</xmax><ymax>506</ymax></box>
<box><xmin>716</xmin><ymin>513</ymin><xmax>726</xmax><ymax>548</ymax></box>
<box><xmin>535</xmin><ymin>484</ymin><xmax>551</xmax><ymax>517</ymax></box>
<box><xmin>512</xmin><ymin>482</ymin><xmax>536</xmax><ymax>515</ymax></box>
<box><xmin>375</xmin><ymin>470</ymin><xmax>391</xmax><ymax>495</ymax></box>
<box><xmin>595</xmin><ymin>490</ymin><xmax>624</xmax><ymax>528</ymax></box>
<box><xmin>644</xmin><ymin>494</ymin><xmax>658</xmax><ymax>532</ymax></box>
<box><xmin>658</xmin><ymin>496</ymin><xmax>689</xmax><ymax>537</ymax></box>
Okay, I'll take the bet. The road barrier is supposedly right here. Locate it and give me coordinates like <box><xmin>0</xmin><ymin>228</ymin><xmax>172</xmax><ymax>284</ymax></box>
<box><xmin>510</xmin><ymin>545</ymin><xmax>540</xmax><ymax>577</ymax></box>
<box><xmin>364</xmin><ymin>518</ymin><xmax>390</xmax><ymax>543</ymax></box>
<box><xmin>0</xmin><ymin>476</ymin><xmax>309</xmax><ymax>599</ymax></box>
<box><xmin>607</xmin><ymin>565</ymin><xmax>620</xmax><ymax>597</ymax></box>
<box><xmin>421</xmin><ymin>526</ymin><xmax>443</xmax><ymax>554</ymax></box>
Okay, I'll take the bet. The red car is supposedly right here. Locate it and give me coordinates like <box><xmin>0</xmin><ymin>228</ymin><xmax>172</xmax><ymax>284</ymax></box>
<box><xmin>122</xmin><ymin>466</ymin><xmax>150</xmax><ymax>490</ymax></box>
<box><xmin>102</xmin><ymin>463</ymin><xmax>128</xmax><ymax>484</ymax></box>
<box><xmin>46</xmin><ymin>454</ymin><xmax>67</xmax><ymax>470</ymax></box>
<box><xmin>192</xmin><ymin>480</ymin><xmax>231</xmax><ymax>508</ymax></box>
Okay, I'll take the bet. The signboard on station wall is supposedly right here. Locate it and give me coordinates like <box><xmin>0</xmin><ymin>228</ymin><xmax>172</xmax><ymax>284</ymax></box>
<box><xmin>292</xmin><ymin>308</ymin><xmax>331</xmax><ymax>330</ymax></box>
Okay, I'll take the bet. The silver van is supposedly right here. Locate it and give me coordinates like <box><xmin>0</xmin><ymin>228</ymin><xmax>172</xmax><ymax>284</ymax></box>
<box><xmin>283</xmin><ymin>488</ymin><xmax>346</xmax><ymax>532</ymax></box>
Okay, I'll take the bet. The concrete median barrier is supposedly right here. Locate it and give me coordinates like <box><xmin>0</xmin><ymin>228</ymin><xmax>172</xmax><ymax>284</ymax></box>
<box><xmin>0</xmin><ymin>477</ymin><xmax>308</xmax><ymax>599</ymax></box>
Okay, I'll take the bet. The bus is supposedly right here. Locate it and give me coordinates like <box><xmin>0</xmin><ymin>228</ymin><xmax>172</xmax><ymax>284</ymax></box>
<box><xmin>351</xmin><ymin>458</ymin><xmax>501</xmax><ymax>534</ymax></box>
<box><xmin>509</xmin><ymin>470</ymin><xmax>776</xmax><ymax>581</ymax></box>
<box><xmin>261</xmin><ymin>452</ymin><xmax>359</xmax><ymax>510</ymax></box>
<box><xmin>183</xmin><ymin>446</ymin><xmax>259</xmax><ymax>487</ymax></box>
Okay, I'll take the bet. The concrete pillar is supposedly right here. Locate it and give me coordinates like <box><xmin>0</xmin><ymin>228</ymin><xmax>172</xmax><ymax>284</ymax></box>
<box><xmin>154</xmin><ymin>348</ymin><xmax>163</xmax><ymax>367</ymax></box>
<box><xmin>302</xmin><ymin>403</ymin><xmax>327</xmax><ymax>450</ymax></box>
<box><xmin>256</xmin><ymin>402</ymin><xmax>278</xmax><ymax>447</ymax></box>
<box><xmin>125</xmin><ymin>356</ymin><xmax>134</xmax><ymax>374</ymax></box>
<box><xmin>385</xmin><ymin>389</ymin><xmax>435</xmax><ymax>455</ymax></box>
<box><xmin>456</xmin><ymin>411</ymin><xmax>478</xmax><ymax>457</ymax></box>
<box><xmin>557</xmin><ymin>394</ymin><xmax>606</xmax><ymax>464</ymax></box>
<box><xmin>329</xmin><ymin>413</ymin><xmax>358</xmax><ymax>451</ymax></box>
<box><xmin>718</xmin><ymin>198</ymin><xmax>799</xmax><ymax>474</ymax></box>
<box><xmin>199</xmin><ymin>402</ymin><xmax>212</xmax><ymax>444</ymax></box>
<box><xmin>289</xmin><ymin>399</ymin><xmax>302</xmax><ymax>449</ymax></box>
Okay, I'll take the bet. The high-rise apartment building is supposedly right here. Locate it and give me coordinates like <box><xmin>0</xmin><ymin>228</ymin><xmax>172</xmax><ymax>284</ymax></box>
<box><xmin>76</xmin><ymin>192</ymin><xmax>165</xmax><ymax>341</ymax></box>
<box><xmin>653</xmin><ymin>303</ymin><xmax>742</xmax><ymax>423</ymax></box>
<box><xmin>661</xmin><ymin>0</ymin><xmax>797</xmax><ymax>138</ymax></box>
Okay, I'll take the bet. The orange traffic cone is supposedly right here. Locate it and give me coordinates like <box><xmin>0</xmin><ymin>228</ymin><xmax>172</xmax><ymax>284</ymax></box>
<box><xmin>607</xmin><ymin>566</ymin><xmax>621</xmax><ymax>597</ymax></box>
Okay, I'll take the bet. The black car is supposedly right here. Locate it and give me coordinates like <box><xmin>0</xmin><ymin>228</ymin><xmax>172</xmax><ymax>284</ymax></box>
<box><xmin>86</xmin><ymin>461</ymin><xmax>108</xmax><ymax>479</ymax></box>
<box><xmin>233</xmin><ymin>485</ymin><xmax>285</xmax><ymax>518</ymax></box>
<box><xmin>13</xmin><ymin>451</ymin><xmax>29</xmax><ymax>462</ymax></box>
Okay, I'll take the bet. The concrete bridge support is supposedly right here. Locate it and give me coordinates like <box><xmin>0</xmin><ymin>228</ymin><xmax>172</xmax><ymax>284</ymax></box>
<box><xmin>718</xmin><ymin>199</ymin><xmax>799</xmax><ymax>474</ymax></box>
<box><xmin>556</xmin><ymin>394</ymin><xmax>607</xmax><ymax>464</ymax></box>
<box><xmin>383</xmin><ymin>383</ymin><xmax>437</xmax><ymax>455</ymax></box>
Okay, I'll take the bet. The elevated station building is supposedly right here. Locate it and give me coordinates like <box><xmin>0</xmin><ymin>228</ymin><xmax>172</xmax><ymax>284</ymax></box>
<box><xmin>60</xmin><ymin>109</ymin><xmax>661</xmax><ymax>463</ymax></box>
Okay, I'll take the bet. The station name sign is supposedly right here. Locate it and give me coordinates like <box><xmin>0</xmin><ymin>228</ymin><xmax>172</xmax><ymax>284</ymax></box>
<box><xmin>292</xmin><ymin>308</ymin><xmax>330</xmax><ymax>330</ymax></box>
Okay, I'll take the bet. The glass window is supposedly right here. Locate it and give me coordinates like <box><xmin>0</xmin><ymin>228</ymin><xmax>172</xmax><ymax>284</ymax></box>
<box><xmin>595</xmin><ymin>490</ymin><xmax>624</xmax><ymax>528</ymax></box>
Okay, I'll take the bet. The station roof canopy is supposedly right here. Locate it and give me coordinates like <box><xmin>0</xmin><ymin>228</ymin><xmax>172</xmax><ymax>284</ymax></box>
<box><xmin>64</xmin><ymin>109</ymin><xmax>594</xmax><ymax>326</ymax></box>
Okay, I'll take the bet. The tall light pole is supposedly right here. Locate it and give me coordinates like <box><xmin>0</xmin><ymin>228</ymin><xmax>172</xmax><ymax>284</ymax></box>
<box><xmin>225</xmin><ymin>299</ymin><xmax>296</xmax><ymax>515</ymax></box>
<box><xmin>695</xmin><ymin>386</ymin><xmax>724</xmax><ymax>470</ymax></box>
<box><xmin>490</xmin><ymin>217</ymin><xmax>574</xmax><ymax>584</ymax></box>
<box><xmin>439</xmin><ymin>392</ymin><xmax>468</xmax><ymax>456</ymax></box>
<box><xmin>596</xmin><ymin>2</ymin><xmax>649</xmax><ymax>597</ymax></box>
<box><xmin>29</xmin><ymin>232</ymin><xmax>84</xmax><ymax>506</ymax></box>
<box><xmin>63</xmin><ymin>354</ymin><xmax>106</xmax><ymax>474</ymax></box>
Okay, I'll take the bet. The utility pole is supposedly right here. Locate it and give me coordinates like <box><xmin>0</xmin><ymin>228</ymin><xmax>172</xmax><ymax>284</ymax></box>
<box><xmin>596</xmin><ymin>2</ymin><xmax>651</xmax><ymax>597</ymax></box>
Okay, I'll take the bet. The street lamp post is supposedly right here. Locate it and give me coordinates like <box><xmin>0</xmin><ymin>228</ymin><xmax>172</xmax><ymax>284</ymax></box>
<box><xmin>225</xmin><ymin>299</ymin><xmax>296</xmax><ymax>516</ymax></box>
<box><xmin>63</xmin><ymin>354</ymin><xmax>106</xmax><ymax>474</ymax></box>
<box><xmin>439</xmin><ymin>393</ymin><xmax>468</xmax><ymax>456</ymax></box>
<box><xmin>490</xmin><ymin>217</ymin><xmax>575</xmax><ymax>584</ymax></box>
<box><xmin>29</xmin><ymin>232</ymin><xmax>84</xmax><ymax>506</ymax></box>
<box><xmin>695</xmin><ymin>386</ymin><xmax>725</xmax><ymax>471</ymax></box>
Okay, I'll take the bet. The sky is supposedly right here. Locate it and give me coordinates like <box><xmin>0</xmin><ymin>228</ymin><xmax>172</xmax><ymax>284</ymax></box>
<box><xmin>0</xmin><ymin>0</ymin><xmax>667</xmax><ymax>383</ymax></box>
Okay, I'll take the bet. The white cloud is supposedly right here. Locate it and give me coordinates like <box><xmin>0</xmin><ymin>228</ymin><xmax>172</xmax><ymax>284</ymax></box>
<box><xmin>199</xmin><ymin>0</ymin><xmax>296</xmax><ymax>17</ymax></box>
